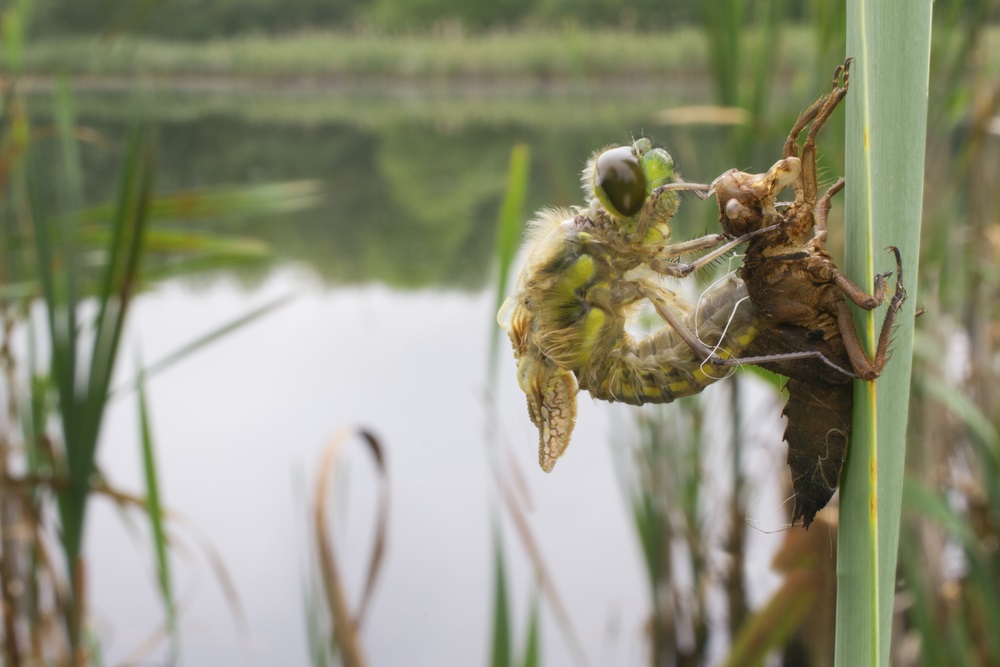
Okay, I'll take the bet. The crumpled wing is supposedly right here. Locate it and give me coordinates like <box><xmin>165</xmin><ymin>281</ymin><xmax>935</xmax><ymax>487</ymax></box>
<box><xmin>501</xmin><ymin>284</ymin><xmax>579</xmax><ymax>472</ymax></box>
<box><xmin>516</xmin><ymin>352</ymin><xmax>578</xmax><ymax>472</ymax></box>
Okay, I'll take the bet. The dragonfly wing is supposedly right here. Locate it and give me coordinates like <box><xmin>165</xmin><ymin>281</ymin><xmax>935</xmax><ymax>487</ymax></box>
<box><xmin>517</xmin><ymin>353</ymin><xmax>578</xmax><ymax>472</ymax></box>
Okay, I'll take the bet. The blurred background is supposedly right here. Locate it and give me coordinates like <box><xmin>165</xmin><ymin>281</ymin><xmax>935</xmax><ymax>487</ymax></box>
<box><xmin>1</xmin><ymin>0</ymin><xmax>999</xmax><ymax>665</ymax></box>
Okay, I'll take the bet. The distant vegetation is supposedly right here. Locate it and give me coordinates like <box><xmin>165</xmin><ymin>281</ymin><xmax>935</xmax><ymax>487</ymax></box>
<box><xmin>21</xmin><ymin>27</ymin><xmax>716</xmax><ymax>80</ymax></box>
<box><xmin>31</xmin><ymin>0</ymin><xmax>734</xmax><ymax>38</ymax></box>
<box><xmin>30</xmin><ymin>0</ymin><xmax>1000</xmax><ymax>42</ymax></box>
<box><xmin>18</xmin><ymin>21</ymin><xmax>998</xmax><ymax>88</ymax></box>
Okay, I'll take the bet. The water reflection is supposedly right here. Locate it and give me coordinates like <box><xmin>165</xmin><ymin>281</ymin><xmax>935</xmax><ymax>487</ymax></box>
<box><xmin>92</xmin><ymin>271</ymin><xmax>665</xmax><ymax>665</ymax></box>
<box><xmin>45</xmin><ymin>83</ymin><xmax>812</xmax><ymax>290</ymax></box>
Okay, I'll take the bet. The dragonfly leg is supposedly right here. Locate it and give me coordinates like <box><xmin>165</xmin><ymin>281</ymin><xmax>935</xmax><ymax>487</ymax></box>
<box><xmin>648</xmin><ymin>223</ymin><xmax>781</xmax><ymax>279</ymax></box>
<box><xmin>834</xmin><ymin>247</ymin><xmax>907</xmax><ymax>381</ymax></box>
<box><xmin>798</xmin><ymin>59</ymin><xmax>851</xmax><ymax>207</ymax></box>
<box><xmin>716</xmin><ymin>349</ymin><xmax>856</xmax><ymax>379</ymax></box>
<box><xmin>832</xmin><ymin>244</ymin><xmax>904</xmax><ymax>311</ymax></box>
<box><xmin>813</xmin><ymin>177</ymin><xmax>845</xmax><ymax>244</ymax></box>
<box><xmin>637</xmin><ymin>282</ymin><xmax>723</xmax><ymax>363</ymax></box>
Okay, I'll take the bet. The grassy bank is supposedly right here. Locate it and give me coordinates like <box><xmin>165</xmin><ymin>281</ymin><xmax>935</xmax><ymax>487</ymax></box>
<box><xmin>20</xmin><ymin>25</ymin><xmax>999</xmax><ymax>92</ymax></box>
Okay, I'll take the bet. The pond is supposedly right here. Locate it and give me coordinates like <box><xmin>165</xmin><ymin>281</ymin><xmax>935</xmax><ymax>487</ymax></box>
<box><xmin>50</xmin><ymin>82</ymin><xmax>822</xmax><ymax>666</ymax></box>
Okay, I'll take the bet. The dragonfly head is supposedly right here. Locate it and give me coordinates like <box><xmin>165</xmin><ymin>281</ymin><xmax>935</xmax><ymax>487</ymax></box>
<box><xmin>585</xmin><ymin>139</ymin><xmax>677</xmax><ymax>221</ymax></box>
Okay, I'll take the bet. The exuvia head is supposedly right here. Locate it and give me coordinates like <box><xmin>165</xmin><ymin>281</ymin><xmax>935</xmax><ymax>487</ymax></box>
<box><xmin>713</xmin><ymin>158</ymin><xmax>802</xmax><ymax>236</ymax></box>
<box><xmin>586</xmin><ymin>138</ymin><xmax>676</xmax><ymax>219</ymax></box>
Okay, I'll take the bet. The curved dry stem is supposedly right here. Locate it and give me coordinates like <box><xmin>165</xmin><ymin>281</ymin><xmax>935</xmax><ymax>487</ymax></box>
<box><xmin>312</xmin><ymin>427</ymin><xmax>390</xmax><ymax>667</ymax></box>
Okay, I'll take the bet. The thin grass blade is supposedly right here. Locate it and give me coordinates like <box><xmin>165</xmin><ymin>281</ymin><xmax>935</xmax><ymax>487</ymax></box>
<box><xmin>59</xmin><ymin>128</ymin><xmax>156</xmax><ymax>565</ymax></box>
<box><xmin>489</xmin><ymin>143</ymin><xmax>530</xmax><ymax>383</ymax></box>
<box><xmin>917</xmin><ymin>375</ymin><xmax>1000</xmax><ymax>465</ymax></box>
<box><xmin>489</xmin><ymin>521</ymin><xmax>513</xmax><ymax>667</ymax></box>
<box><xmin>493</xmin><ymin>448</ymin><xmax>591</xmax><ymax>666</ymax></box>
<box><xmin>700</xmin><ymin>0</ymin><xmax>745</xmax><ymax>108</ymax></box>
<box><xmin>36</xmin><ymin>87</ymin><xmax>82</xmax><ymax>465</ymax></box>
<box><xmin>519</xmin><ymin>590</ymin><xmax>541</xmax><ymax>667</ymax></box>
<box><xmin>72</xmin><ymin>180</ymin><xmax>324</xmax><ymax>225</ymax></box>
<box><xmin>903</xmin><ymin>479</ymin><xmax>1000</xmax><ymax>657</ymax></box>
<box><xmin>135</xmin><ymin>364</ymin><xmax>178</xmax><ymax>659</ymax></box>
<box><xmin>112</xmin><ymin>293</ymin><xmax>297</xmax><ymax>397</ymax></box>
<box><xmin>739</xmin><ymin>0</ymin><xmax>784</xmax><ymax>158</ymax></box>
<box><xmin>88</xmin><ymin>227</ymin><xmax>271</xmax><ymax>257</ymax></box>
<box><xmin>81</xmin><ymin>128</ymin><xmax>155</xmax><ymax>438</ymax></box>
<box><xmin>28</xmin><ymin>100</ymin><xmax>87</xmax><ymax>589</ymax></box>
<box><xmin>724</xmin><ymin>571</ymin><xmax>817</xmax><ymax>667</ymax></box>
<box><xmin>55</xmin><ymin>77</ymin><xmax>85</xmax><ymax>213</ymax></box>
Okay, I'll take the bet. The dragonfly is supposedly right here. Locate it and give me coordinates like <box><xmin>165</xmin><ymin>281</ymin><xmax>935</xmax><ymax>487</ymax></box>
<box><xmin>710</xmin><ymin>58</ymin><xmax>908</xmax><ymax>527</ymax></box>
<box><xmin>498</xmin><ymin>138</ymin><xmax>765</xmax><ymax>472</ymax></box>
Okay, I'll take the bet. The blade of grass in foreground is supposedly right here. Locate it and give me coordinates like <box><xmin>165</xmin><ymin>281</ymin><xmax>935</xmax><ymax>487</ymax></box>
<box><xmin>111</xmin><ymin>293</ymin><xmax>297</xmax><ymax>398</ymax></box>
<box><xmin>489</xmin><ymin>143</ymin><xmax>530</xmax><ymax>385</ymax></box>
<box><xmin>32</xmin><ymin>84</ymin><xmax>157</xmax><ymax>646</ymax></box>
<box><xmin>836</xmin><ymin>2</ymin><xmax>931</xmax><ymax>665</ymax></box>
<box><xmin>489</xmin><ymin>521</ymin><xmax>513</xmax><ymax>667</ymax></box>
<box><xmin>72</xmin><ymin>180</ymin><xmax>324</xmax><ymax>224</ymax></box>
<box><xmin>136</xmin><ymin>365</ymin><xmax>178</xmax><ymax>660</ymax></box>
<box><xmin>520</xmin><ymin>591</ymin><xmax>541</xmax><ymax>667</ymax></box>
<box><xmin>65</xmin><ymin>127</ymin><xmax>154</xmax><ymax>560</ymax></box>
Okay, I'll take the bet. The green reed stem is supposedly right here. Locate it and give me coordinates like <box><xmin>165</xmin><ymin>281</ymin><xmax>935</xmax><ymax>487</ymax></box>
<box><xmin>836</xmin><ymin>2</ymin><xmax>931</xmax><ymax>665</ymax></box>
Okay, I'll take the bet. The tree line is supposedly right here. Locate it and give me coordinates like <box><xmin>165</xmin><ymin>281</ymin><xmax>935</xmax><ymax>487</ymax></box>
<box><xmin>30</xmin><ymin>0</ymin><xmax>807</xmax><ymax>39</ymax></box>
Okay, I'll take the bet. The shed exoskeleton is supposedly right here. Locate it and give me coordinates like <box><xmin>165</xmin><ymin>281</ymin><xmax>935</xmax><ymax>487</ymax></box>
<box><xmin>710</xmin><ymin>59</ymin><xmax>908</xmax><ymax>527</ymax></box>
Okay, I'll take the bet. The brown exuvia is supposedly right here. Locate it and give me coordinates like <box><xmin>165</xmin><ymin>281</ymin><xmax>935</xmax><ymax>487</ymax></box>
<box><xmin>711</xmin><ymin>58</ymin><xmax>907</xmax><ymax>528</ymax></box>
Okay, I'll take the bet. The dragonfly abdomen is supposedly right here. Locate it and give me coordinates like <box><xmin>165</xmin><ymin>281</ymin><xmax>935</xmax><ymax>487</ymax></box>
<box><xmin>578</xmin><ymin>276</ymin><xmax>759</xmax><ymax>406</ymax></box>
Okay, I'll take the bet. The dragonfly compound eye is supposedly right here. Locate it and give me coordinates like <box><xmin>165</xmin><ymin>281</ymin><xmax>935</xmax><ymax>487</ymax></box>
<box><xmin>594</xmin><ymin>146</ymin><xmax>646</xmax><ymax>218</ymax></box>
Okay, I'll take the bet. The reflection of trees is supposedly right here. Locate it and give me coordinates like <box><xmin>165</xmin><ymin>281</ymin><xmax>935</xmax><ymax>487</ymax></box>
<box><xmin>30</xmin><ymin>0</ymin><xmax>788</xmax><ymax>39</ymax></box>
<box><xmin>51</xmin><ymin>104</ymin><xmax>764</xmax><ymax>290</ymax></box>
<box><xmin>371</xmin><ymin>124</ymin><xmax>516</xmax><ymax>288</ymax></box>
<box><xmin>52</xmin><ymin>117</ymin><xmax>571</xmax><ymax>289</ymax></box>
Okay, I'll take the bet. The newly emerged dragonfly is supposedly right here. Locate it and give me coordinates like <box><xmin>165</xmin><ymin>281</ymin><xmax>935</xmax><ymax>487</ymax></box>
<box><xmin>498</xmin><ymin>138</ymin><xmax>763</xmax><ymax>472</ymax></box>
<box><xmin>710</xmin><ymin>59</ymin><xmax>907</xmax><ymax>527</ymax></box>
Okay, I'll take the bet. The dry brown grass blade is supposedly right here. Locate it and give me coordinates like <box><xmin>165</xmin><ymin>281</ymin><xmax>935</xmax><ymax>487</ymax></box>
<box><xmin>117</xmin><ymin>620</ymin><xmax>172</xmax><ymax>667</ymax></box>
<box><xmin>312</xmin><ymin>427</ymin><xmax>390</xmax><ymax>667</ymax></box>
<box><xmin>26</xmin><ymin>504</ymin><xmax>72</xmax><ymax>661</ymax></box>
<box><xmin>2</xmin><ymin>473</ymin><xmax>255</xmax><ymax>663</ymax></box>
<box><xmin>724</xmin><ymin>514</ymin><xmax>838</xmax><ymax>667</ymax></box>
<box><xmin>109</xmin><ymin>521</ymin><xmax>257</xmax><ymax>667</ymax></box>
<box><xmin>5</xmin><ymin>471</ymin><xmax>256</xmax><ymax>654</ymax></box>
<box><xmin>496</xmin><ymin>445</ymin><xmax>592</xmax><ymax>667</ymax></box>
<box><xmin>94</xmin><ymin>475</ymin><xmax>256</xmax><ymax>659</ymax></box>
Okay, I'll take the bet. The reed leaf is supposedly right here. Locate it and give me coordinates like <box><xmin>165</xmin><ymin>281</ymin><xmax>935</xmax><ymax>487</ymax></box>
<box><xmin>135</xmin><ymin>365</ymin><xmax>178</xmax><ymax>659</ymax></box>
<box><xmin>489</xmin><ymin>142</ymin><xmax>530</xmax><ymax>384</ymax></box>
<box><xmin>31</xmin><ymin>114</ymin><xmax>157</xmax><ymax>648</ymax></box>
<box><xmin>903</xmin><ymin>479</ymin><xmax>1000</xmax><ymax>659</ymax></box>
<box><xmin>0</xmin><ymin>0</ymin><xmax>28</xmax><ymax>75</ymax></box>
<box><xmin>835</xmin><ymin>2</ymin><xmax>932</xmax><ymax>665</ymax></box>
<box><xmin>700</xmin><ymin>0</ymin><xmax>744</xmax><ymax>108</ymax></box>
<box><xmin>489</xmin><ymin>522</ymin><xmax>513</xmax><ymax>667</ymax></box>
<box><xmin>113</xmin><ymin>294</ymin><xmax>296</xmax><ymax>397</ymax></box>
<box><xmin>519</xmin><ymin>591</ymin><xmax>541</xmax><ymax>667</ymax></box>
<box><xmin>71</xmin><ymin>180</ymin><xmax>324</xmax><ymax>225</ymax></box>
